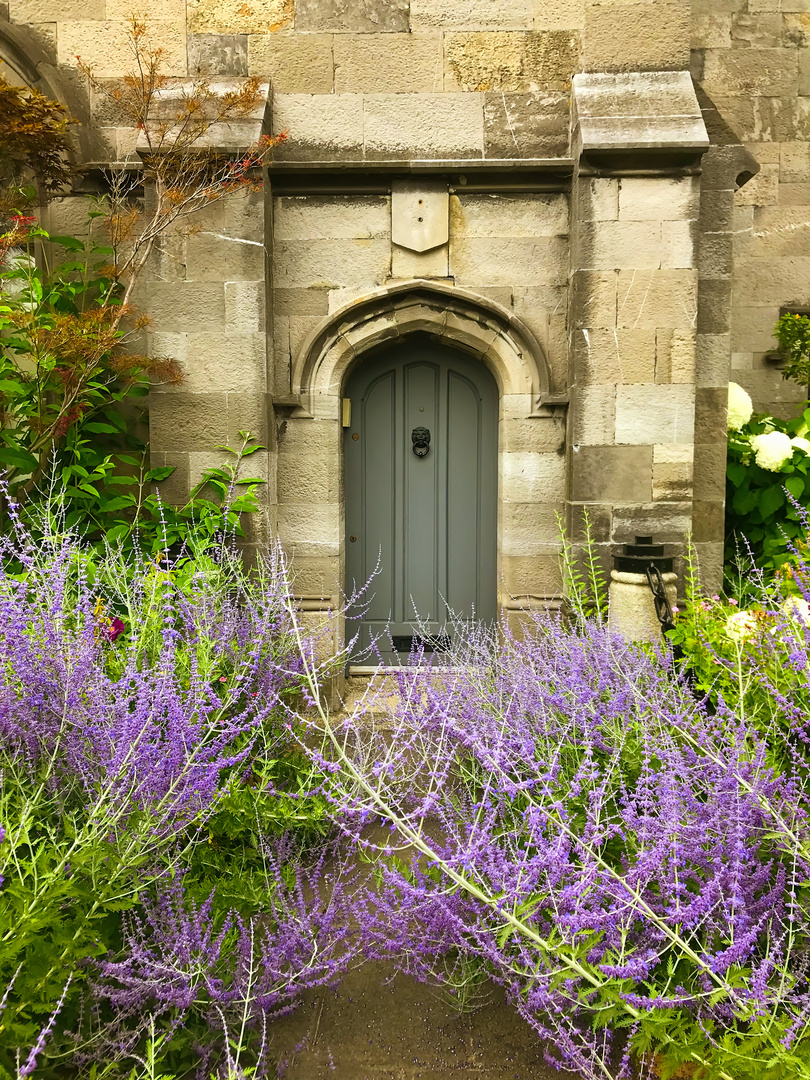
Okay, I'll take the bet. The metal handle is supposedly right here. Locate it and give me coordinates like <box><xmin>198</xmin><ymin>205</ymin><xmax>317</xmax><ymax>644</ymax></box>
<box><xmin>412</xmin><ymin>426</ymin><xmax>431</xmax><ymax>458</ymax></box>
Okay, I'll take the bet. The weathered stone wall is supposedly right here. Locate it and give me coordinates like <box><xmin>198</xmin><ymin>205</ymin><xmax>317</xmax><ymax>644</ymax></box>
<box><xmin>1</xmin><ymin>0</ymin><xmax>771</xmax><ymax>1071</ymax></box>
<box><xmin>144</xmin><ymin>189</ymin><xmax>276</xmax><ymax>560</ymax></box>
<box><xmin>565</xmin><ymin>70</ymin><xmax>719</xmax><ymax>583</ymax></box>
<box><xmin>692</xmin><ymin>0</ymin><xmax>810</xmax><ymax>419</ymax></box>
<box><xmin>4</xmin><ymin>0</ymin><xmax>721</xmax><ymax>591</ymax></box>
<box><xmin>568</xmin><ymin>173</ymin><xmax>701</xmax><ymax>572</ymax></box>
<box><xmin>3</xmin><ymin>0</ymin><xmax>692</xmax><ymax>161</ymax></box>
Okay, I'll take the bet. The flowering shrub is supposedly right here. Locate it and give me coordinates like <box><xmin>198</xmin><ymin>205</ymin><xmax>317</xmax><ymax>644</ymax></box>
<box><xmin>1</xmin><ymin>224</ymin><xmax>268</xmax><ymax>554</ymax></box>
<box><xmin>750</xmin><ymin>429</ymin><xmax>796</xmax><ymax>472</ymax></box>
<box><xmin>726</xmin><ymin>382</ymin><xmax>810</xmax><ymax>580</ymax></box>
<box><xmin>1</xmin><ymin>27</ymin><xmax>285</xmax><ymax>550</ymax></box>
<box><xmin>299</xmin><ymin>576</ymin><xmax>810</xmax><ymax>1080</ymax></box>
<box><xmin>0</xmin><ymin>508</ymin><xmax>351</xmax><ymax>1078</ymax></box>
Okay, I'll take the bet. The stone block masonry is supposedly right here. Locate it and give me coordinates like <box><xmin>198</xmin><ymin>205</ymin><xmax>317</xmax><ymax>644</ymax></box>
<box><xmin>4</xmin><ymin>0</ymin><xmax>788</xmax><ymax>622</ymax></box>
<box><xmin>567</xmin><ymin>72</ymin><xmax>710</xmax><ymax>589</ymax></box>
<box><xmin>693</xmin><ymin>2</ymin><xmax>810</xmax><ymax>422</ymax></box>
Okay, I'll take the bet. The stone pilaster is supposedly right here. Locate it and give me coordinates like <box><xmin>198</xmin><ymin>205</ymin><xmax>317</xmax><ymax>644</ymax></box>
<box><xmin>568</xmin><ymin>71</ymin><xmax>709</xmax><ymax>583</ymax></box>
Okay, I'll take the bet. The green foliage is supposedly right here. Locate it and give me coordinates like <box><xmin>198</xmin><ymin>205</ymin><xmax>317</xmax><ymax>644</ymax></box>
<box><xmin>775</xmin><ymin>311</ymin><xmax>810</xmax><ymax>394</ymax></box>
<box><xmin>1</xmin><ymin>220</ymin><xmax>268</xmax><ymax>554</ymax></box>
<box><xmin>0</xmin><ymin>771</ymin><xmax>140</xmax><ymax>1069</ymax></box>
<box><xmin>0</xmin><ymin>533</ymin><xmax>329</xmax><ymax>1079</ymax></box>
<box><xmin>725</xmin><ymin>403</ymin><xmax>810</xmax><ymax>586</ymax></box>
<box><xmin>185</xmin><ymin>748</ymin><xmax>331</xmax><ymax>918</ymax></box>
<box><xmin>0</xmin><ymin>73</ymin><xmax>75</xmax><ymax>218</ymax></box>
<box><xmin>558</xmin><ymin>508</ymin><xmax>609</xmax><ymax>623</ymax></box>
<box><xmin>667</xmin><ymin>548</ymin><xmax>810</xmax><ymax>780</ymax></box>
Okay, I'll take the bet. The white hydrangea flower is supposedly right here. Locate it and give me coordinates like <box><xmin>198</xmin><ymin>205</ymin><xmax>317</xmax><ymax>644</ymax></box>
<box><xmin>791</xmin><ymin>436</ymin><xmax>810</xmax><ymax>455</ymax></box>
<box><xmin>727</xmin><ymin>382</ymin><xmax>753</xmax><ymax>431</ymax></box>
<box><xmin>726</xmin><ymin>610</ymin><xmax>758</xmax><ymax>641</ymax></box>
<box><xmin>782</xmin><ymin>596</ymin><xmax>810</xmax><ymax>626</ymax></box>
<box><xmin>750</xmin><ymin>431</ymin><xmax>793</xmax><ymax>472</ymax></box>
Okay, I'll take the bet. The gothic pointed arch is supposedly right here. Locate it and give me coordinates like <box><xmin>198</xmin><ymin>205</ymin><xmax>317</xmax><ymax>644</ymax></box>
<box><xmin>290</xmin><ymin>280</ymin><xmax>560</xmax><ymax>419</ymax></box>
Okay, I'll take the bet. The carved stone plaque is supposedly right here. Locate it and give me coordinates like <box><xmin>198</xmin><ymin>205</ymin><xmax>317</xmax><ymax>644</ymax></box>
<box><xmin>391</xmin><ymin>179</ymin><xmax>449</xmax><ymax>254</ymax></box>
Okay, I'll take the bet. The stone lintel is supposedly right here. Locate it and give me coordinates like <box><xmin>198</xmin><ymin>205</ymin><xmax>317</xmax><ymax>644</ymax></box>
<box><xmin>267</xmin><ymin>161</ymin><xmax>574</xmax><ymax>197</ymax></box>
<box><xmin>267</xmin><ymin>158</ymin><xmax>575</xmax><ymax>173</ymax></box>
<box><xmin>573</xmin><ymin>72</ymin><xmax>709</xmax><ymax>161</ymax></box>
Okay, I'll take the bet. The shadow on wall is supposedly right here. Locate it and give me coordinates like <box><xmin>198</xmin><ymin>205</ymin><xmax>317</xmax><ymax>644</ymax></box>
<box><xmin>0</xmin><ymin>16</ymin><xmax>95</xmax><ymax>165</ymax></box>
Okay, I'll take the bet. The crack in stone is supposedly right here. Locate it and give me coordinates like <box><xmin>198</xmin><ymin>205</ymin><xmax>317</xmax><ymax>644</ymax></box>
<box><xmin>200</xmin><ymin>231</ymin><xmax>263</xmax><ymax>247</ymax></box>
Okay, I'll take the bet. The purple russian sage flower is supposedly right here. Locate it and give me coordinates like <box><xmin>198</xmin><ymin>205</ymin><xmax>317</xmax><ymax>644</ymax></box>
<box><xmin>303</xmin><ymin>609</ymin><xmax>810</xmax><ymax>1079</ymax></box>
<box><xmin>0</xmin><ymin>528</ymin><xmax>305</xmax><ymax>838</ymax></box>
<box><xmin>0</xmin><ymin>519</ymin><xmax>317</xmax><ymax>1068</ymax></box>
<box><xmin>91</xmin><ymin>837</ymin><xmax>358</xmax><ymax>1076</ymax></box>
<box><xmin>17</xmin><ymin>974</ymin><xmax>73</xmax><ymax>1077</ymax></box>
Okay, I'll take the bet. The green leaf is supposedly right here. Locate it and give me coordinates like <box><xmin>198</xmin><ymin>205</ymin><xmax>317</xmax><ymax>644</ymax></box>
<box><xmin>104</xmin><ymin>411</ymin><xmax>128</xmax><ymax>431</ymax></box>
<box><xmin>145</xmin><ymin>467</ymin><xmax>176</xmax><ymax>482</ymax></box>
<box><xmin>727</xmin><ymin>462</ymin><xmax>747</xmax><ymax>487</ymax></box>
<box><xmin>48</xmin><ymin>235</ymin><xmax>86</xmax><ymax>251</ymax></box>
<box><xmin>732</xmin><ymin>488</ymin><xmax>758</xmax><ymax>516</ymax></box>
<box><xmin>98</xmin><ymin>495</ymin><xmax>134</xmax><ymax>513</ymax></box>
<box><xmin>0</xmin><ymin>447</ymin><xmax>39</xmax><ymax>472</ymax></box>
<box><xmin>785</xmin><ymin>475</ymin><xmax>805</xmax><ymax>500</ymax></box>
<box><xmin>757</xmin><ymin>485</ymin><xmax>785</xmax><ymax>519</ymax></box>
<box><xmin>82</xmin><ymin>422</ymin><xmax>120</xmax><ymax>434</ymax></box>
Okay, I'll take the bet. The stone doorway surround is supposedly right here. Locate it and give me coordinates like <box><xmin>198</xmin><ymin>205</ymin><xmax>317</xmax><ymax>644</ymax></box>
<box><xmin>275</xmin><ymin>280</ymin><xmax>566</xmax><ymax>657</ymax></box>
<box><xmin>136</xmin><ymin>67</ymin><xmax>761</xmax><ymax>659</ymax></box>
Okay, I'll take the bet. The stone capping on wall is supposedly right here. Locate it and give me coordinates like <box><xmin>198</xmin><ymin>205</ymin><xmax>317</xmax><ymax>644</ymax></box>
<box><xmin>135</xmin><ymin>80</ymin><xmax>272</xmax><ymax>156</ymax></box>
<box><xmin>285</xmin><ymin>280</ymin><xmax>560</xmax><ymax>420</ymax></box>
<box><xmin>572</xmin><ymin>71</ymin><xmax>710</xmax><ymax>159</ymax></box>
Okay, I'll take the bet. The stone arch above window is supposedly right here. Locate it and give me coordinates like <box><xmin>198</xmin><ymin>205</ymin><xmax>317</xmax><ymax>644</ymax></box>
<box><xmin>289</xmin><ymin>280</ymin><xmax>562</xmax><ymax>420</ymax></box>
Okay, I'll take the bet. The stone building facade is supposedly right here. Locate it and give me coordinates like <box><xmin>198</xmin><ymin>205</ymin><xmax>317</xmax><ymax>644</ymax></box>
<box><xmin>1</xmin><ymin>0</ymin><xmax>808</xmax><ymax>658</ymax></box>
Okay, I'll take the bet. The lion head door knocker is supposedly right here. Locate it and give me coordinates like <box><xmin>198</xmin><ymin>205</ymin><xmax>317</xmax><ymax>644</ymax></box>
<box><xmin>411</xmin><ymin>427</ymin><xmax>431</xmax><ymax>459</ymax></box>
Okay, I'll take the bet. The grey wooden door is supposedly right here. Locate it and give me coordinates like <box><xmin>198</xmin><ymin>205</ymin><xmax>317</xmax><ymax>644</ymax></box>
<box><xmin>344</xmin><ymin>334</ymin><xmax>498</xmax><ymax>663</ymax></box>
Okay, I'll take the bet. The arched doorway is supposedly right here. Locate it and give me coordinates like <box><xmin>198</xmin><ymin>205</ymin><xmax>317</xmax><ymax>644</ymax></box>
<box><xmin>278</xmin><ymin>280</ymin><xmax>564</xmax><ymax>668</ymax></box>
<box><xmin>344</xmin><ymin>333</ymin><xmax>498</xmax><ymax>663</ymax></box>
